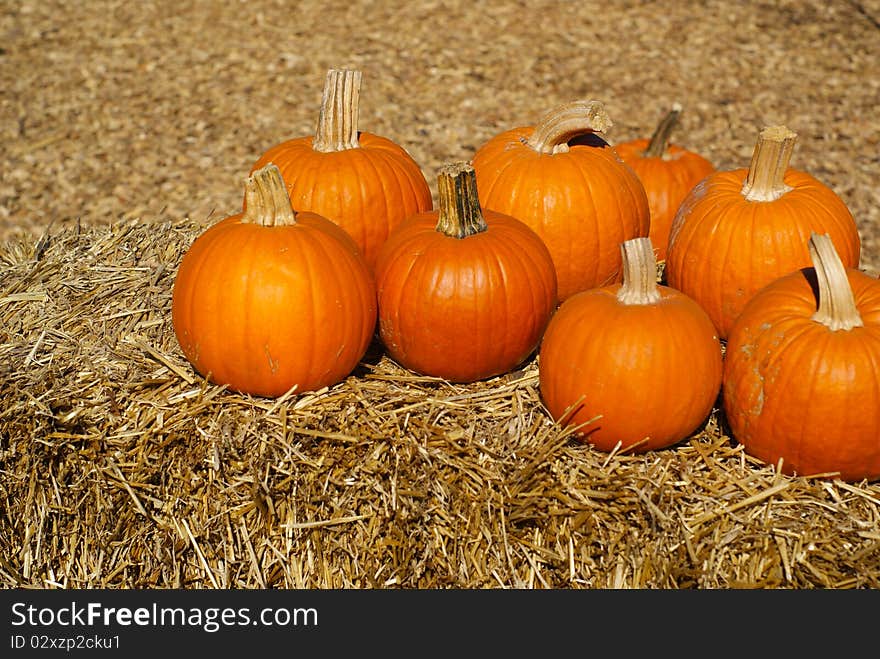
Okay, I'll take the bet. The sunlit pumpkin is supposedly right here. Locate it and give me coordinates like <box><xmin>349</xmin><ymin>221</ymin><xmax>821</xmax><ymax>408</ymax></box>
<box><xmin>471</xmin><ymin>100</ymin><xmax>650</xmax><ymax>301</ymax></box>
<box><xmin>250</xmin><ymin>68</ymin><xmax>433</xmax><ymax>270</ymax></box>
<box><xmin>539</xmin><ymin>236</ymin><xmax>722</xmax><ymax>452</ymax></box>
<box><xmin>172</xmin><ymin>164</ymin><xmax>377</xmax><ymax>397</ymax></box>
<box><xmin>375</xmin><ymin>161</ymin><xmax>557</xmax><ymax>383</ymax></box>
<box><xmin>614</xmin><ymin>103</ymin><xmax>715</xmax><ymax>263</ymax></box>
<box><xmin>723</xmin><ymin>232</ymin><xmax>880</xmax><ymax>482</ymax></box>
<box><xmin>665</xmin><ymin>125</ymin><xmax>861</xmax><ymax>338</ymax></box>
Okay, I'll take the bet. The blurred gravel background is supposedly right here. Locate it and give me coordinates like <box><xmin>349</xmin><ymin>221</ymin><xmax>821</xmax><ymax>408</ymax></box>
<box><xmin>2</xmin><ymin>0</ymin><xmax>879</xmax><ymax>270</ymax></box>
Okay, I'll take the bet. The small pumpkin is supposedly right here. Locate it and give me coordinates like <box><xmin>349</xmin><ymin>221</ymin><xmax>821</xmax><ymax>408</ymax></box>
<box><xmin>471</xmin><ymin>100</ymin><xmax>650</xmax><ymax>301</ymax></box>
<box><xmin>665</xmin><ymin>124</ymin><xmax>861</xmax><ymax>339</ymax></box>
<box><xmin>250</xmin><ymin>68</ymin><xmax>433</xmax><ymax>270</ymax></box>
<box><xmin>538</xmin><ymin>236</ymin><xmax>723</xmax><ymax>452</ymax></box>
<box><xmin>172</xmin><ymin>164</ymin><xmax>377</xmax><ymax>398</ymax></box>
<box><xmin>613</xmin><ymin>103</ymin><xmax>715</xmax><ymax>263</ymax></box>
<box><xmin>375</xmin><ymin>161</ymin><xmax>558</xmax><ymax>383</ymax></box>
<box><xmin>723</xmin><ymin>232</ymin><xmax>880</xmax><ymax>482</ymax></box>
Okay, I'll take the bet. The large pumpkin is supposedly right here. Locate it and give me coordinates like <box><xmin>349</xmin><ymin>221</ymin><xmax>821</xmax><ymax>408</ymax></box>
<box><xmin>471</xmin><ymin>100</ymin><xmax>650</xmax><ymax>301</ymax></box>
<box><xmin>665</xmin><ymin>125</ymin><xmax>861</xmax><ymax>338</ymax></box>
<box><xmin>172</xmin><ymin>164</ymin><xmax>377</xmax><ymax>398</ymax></box>
<box><xmin>613</xmin><ymin>104</ymin><xmax>715</xmax><ymax>263</ymax></box>
<box><xmin>375</xmin><ymin>162</ymin><xmax>558</xmax><ymax>383</ymax></box>
<box><xmin>539</xmin><ymin>237</ymin><xmax>722</xmax><ymax>452</ymax></box>
<box><xmin>723</xmin><ymin>232</ymin><xmax>880</xmax><ymax>482</ymax></box>
<box><xmin>250</xmin><ymin>69</ymin><xmax>433</xmax><ymax>270</ymax></box>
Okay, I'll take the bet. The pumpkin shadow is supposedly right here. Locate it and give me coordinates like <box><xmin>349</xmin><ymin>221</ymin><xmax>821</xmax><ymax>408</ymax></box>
<box><xmin>568</xmin><ymin>133</ymin><xmax>611</xmax><ymax>149</ymax></box>
<box><xmin>350</xmin><ymin>331</ymin><xmax>388</xmax><ymax>378</ymax></box>
<box><xmin>799</xmin><ymin>266</ymin><xmax>820</xmax><ymax>305</ymax></box>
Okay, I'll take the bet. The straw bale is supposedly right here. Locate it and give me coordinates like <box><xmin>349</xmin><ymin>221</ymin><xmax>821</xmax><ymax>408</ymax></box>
<box><xmin>2</xmin><ymin>220</ymin><xmax>880</xmax><ymax>589</ymax></box>
<box><xmin>2</xmin><ymin>0</ymin><xmax>880</xmax><ymax>589</ymax></box>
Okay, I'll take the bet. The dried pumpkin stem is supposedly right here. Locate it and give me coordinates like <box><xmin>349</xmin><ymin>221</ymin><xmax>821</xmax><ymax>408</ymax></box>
<box><xmin>313</xmin><ymin>68</ymin><xmax>362</xmax><ymax>152</ymax></box>
<box><xmin>526</xmin><ymin>100</ymin><xmax>613</xmax><ymax>154</ymax></box>
<box><xmin>435</xmin><ymin>162</ymin><xmax>488</xmax><ymax>239</ymax></box>
<box><xmin>617</xmin><ymin>237</ymin><xmax>661</xmax><ymax>305</ymax></box>
<box><xmin>809</xmin><ymin>232</ymin><xmax>863</xmax><ymax>331</ymax></box>
<box><xmin>242</xmin><ymin>164</ymin><xmax>298</xmax><ymax>227</ymax></box>
<box><xmin>741</xmin><ymin>125</ymin><xmax>796</xmax><ymax>202</ymax></box>
<box><xmin>643</xmin><ymin>102</ymin><xmax>682</xmax><ymax>158</ymax></box>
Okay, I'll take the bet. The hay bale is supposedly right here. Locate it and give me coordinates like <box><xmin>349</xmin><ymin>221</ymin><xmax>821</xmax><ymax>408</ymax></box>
<box><xmin>2</xmin><ymin>219</ymin><xmax>879</xmax><ymax>589</ymax></box>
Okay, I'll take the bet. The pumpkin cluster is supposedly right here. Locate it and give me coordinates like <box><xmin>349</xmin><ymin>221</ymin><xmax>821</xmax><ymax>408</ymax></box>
<box><xmin>171</xmin><ymin>68</ymin><xmax>878</xmax><ymax>483</ymax></box>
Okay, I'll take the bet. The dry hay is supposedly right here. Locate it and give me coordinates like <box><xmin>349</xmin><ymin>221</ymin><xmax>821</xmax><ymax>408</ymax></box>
<box><xmin>2</xmin><ymin>219</ymin><xmax>880</xmax><ymax>590</ymax></box>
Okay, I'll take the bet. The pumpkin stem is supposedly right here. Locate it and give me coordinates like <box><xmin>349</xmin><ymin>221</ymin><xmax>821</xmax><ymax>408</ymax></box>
<box><xmin>526</xmin><ymin>100</ymin><xmax>613</xmax><ymax>155</ymax></box>
<box><xmin>617</xmin><ymin>237</ymin><xmax>661</xmax><ymax>305</ymax></box>
<box><xmin>741</xmin><ymin>125</ymin><xmax>796</xmax><ymax>202</ymax></box>
<box><xmin>435</xmin><ymin>162</ymin><xmax>488</xmax><ymax>239</ymax></box>
<box><xmin>313</xmin><ymin>68</ymin><xmax>362</xmax><ymax>153</ymax></box>
<box><xmin>242</xmin><ymin>164</ymin><xmax>298</xmax><ymax>227</ymax></box>
<box><xmin>643</xmin><ymin>103</ymin><xmax>682</xmax><ymax>159</ymax></box>
<box><xmin>809</xmin><ymin>232</ymin><xmax>863</xmax><ymax>331</ymax></box>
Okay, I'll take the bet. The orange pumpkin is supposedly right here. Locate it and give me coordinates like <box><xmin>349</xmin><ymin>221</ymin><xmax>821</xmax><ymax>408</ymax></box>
<box><xmin>471</xmin><ymin>100</ymin><xmax>650</xmax><ymax>301</ymax></box>
<box><xmin>375</xmin><ymin>162</ymin><xmax>558</xmax><ymax>383</ymax></box>
<box><xmin>723</xmin><ymin>233</ymin><xmax>880</xmax><ymax>482</ymax></box>
<box><xmin>614</xmin><ymin>104</ymin><xmax>715</xmax><ymax>263</ymax></box>
<box><xmin>172</xmin><ymin>164</ymin><xmax>377</xmax><ymax>398</ymax></box>
<box><xmin>250</xmin><ymin>69</ymin><xmax>433</xmax><ymax>270</ymax></box>
<box><xmin>665</xmin><ymin>125</ymin><xmax>861</xmax><ymax>339</ymax></box>
<box><xmin>539</xmin><ymin>236</ymin><xmax>722</xmax><ymax>452</ymax></box>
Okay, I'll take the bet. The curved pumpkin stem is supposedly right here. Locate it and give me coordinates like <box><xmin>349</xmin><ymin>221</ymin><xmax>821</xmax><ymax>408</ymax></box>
<box><xmin>242</xmin><ymin>164</ymin><xmax>298</xmax><ymax>227</ymax></box>
<box><xmin>526</xmin><ymin>100</ymin><xmax>613</xmax><ymax>155</ymax></box>
<box><xmin>313</xmin><ymin>68</ymin><xmax>362</xmax><ymax>153</ymax></box>
<box><xmin>643</xmin><ymin>102</ymin><xmax>682</xmax><ymax>159</ymax></box>
<box><xmin>809</xmin><ymin>232</ymin><xmax>863</xmax><ymax>331</ymax></box>
<box><xmin>435</xmin><ymin>162</ymin><xmax>488</xmax><ymax>239</ymax></box>
<box><xmin>741</xmin><ymin>125</ymin><xmax>796</xmax><ymax>202</ymax></box>
<box><xmin>617</xmin><ymin>237</ymin><xmax>661</xmax><ymax>305</ymax></box>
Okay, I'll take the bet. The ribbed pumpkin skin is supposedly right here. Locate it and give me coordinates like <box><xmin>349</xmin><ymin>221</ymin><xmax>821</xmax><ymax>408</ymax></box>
<box><xmin>471</xmin><ymin>130</ymin><xmax>650</xmax><ymax>301</ymax></box>
<box><xmin>723</xmin><ymin>268</ymin><xmax>880</xmax><ymax>482</ymax></box>
<box><xmin>375</xmin><ymin>210</ymin><xmax>558</xmax><ymax>383</ymax></box>
<box><xmin>665</xmin><ymin>168</ymin><xmax>861</xmax><ymax>338</ymax></box>
<box><xmin>613</xmin><ymin>138</ymin><xmax>715</xmax><ymax>262</ymax></box>
<box><xmin>172</xmin><ymin>213</ymin><xmax>377</xmax><ymax>398</ymax></box>
<box><xmin>539</xmin><ymin>287</ymin><xmax>722</xmax><ymax>452</ymax></box>
<box><xmin>251</xmin><ymin>133</ymin><xmax>433</xmax><ymax>270</ymax></box>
